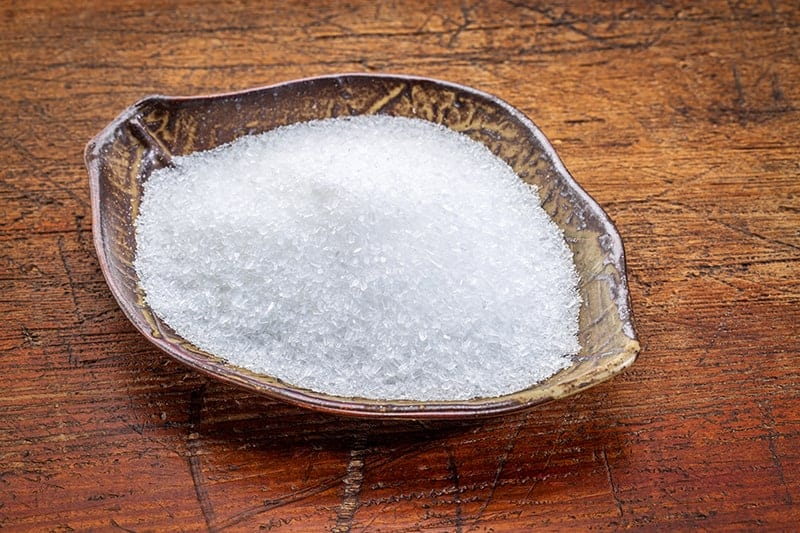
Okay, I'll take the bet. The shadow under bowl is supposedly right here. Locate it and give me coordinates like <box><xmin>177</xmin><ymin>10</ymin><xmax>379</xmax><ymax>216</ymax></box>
<box><xmin>85</xmin><ymin>73</ymin><xmax>639</xmax><ymax>419</ymax></box>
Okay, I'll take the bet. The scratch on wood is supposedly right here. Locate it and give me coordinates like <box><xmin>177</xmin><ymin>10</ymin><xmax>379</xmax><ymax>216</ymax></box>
<box><xmin>600</xmin><ymin>449</ymin><xmax>623</xmax><ymax>518</ymax></box>
<box><xmin>647</xmin><ymin>198</ymin><xmax>800</xmax><ymax>253</ymax></box>
<box><xmin>706</xmin><ymin>212</ymin><xmax>800</xmax><ymax>253</ymax></box>
<box><xmin>63</xmin><ymin>336</ymin><xmax>76</xmax><ymax>367</ymax></box>
<box><xmin>332</xmin><ymin>436</ymin><xmax>367</xmax><ymax>533</ymax></box>
<box><xmin>732</xmin><ymin>64</ymin><xmax>747</xmax><ymax>124</ymax></box>
<box><xmin>445</xmin><ymin>0</ymin><xmax>474</xmax><ymax>48</ymax></box>
<box><xmin>472</xmin><ymin>414</ymin><xmax>526</xmax><ymax>526</ymax></box>
<box><xmin>56</xmin><ymin>235</ymin><xmax>83</xmax><ymax>323</ymax></box>
<box><xmin>110</xmin><ymin>518</ymin><xmax>138</xmax><ymax>532</ymax></box>
<box><xmin>186</xmin><ymin>385</ymin><xmax>216</xmax><ymax>530</ymax></box>
<box><xmin>522</xmin><ymin>407</ymin><xmax>574</xmax><ymax>502</ymax></box>
<box><xmin>216</xmin><ymin>476</ymin><xmax>346</xmax><ymax>529</ymax></box>
<box><xmin>446</xmin><ymin>447</ymin><xmax>463</xmax><ymax>533</ymax></box>
<box><xmin>759</xmin><ymin>400</ymin><xmax>793</xmax><ymax>505</ymax></box>
<box><xmin>770</xmin><ymin>72</ymin><xmax>785</xmax><ymax>103</ymax></box>
<box><xmin>21</xmin><ymin>325</ymin><xmax>40</xmax><ymax>347</ymax></box>
<box><xmin>216</xmin><ymin>435</ymin><xmax>427</xmax><ymax>529</ymax></box>
<box><xmin>506</xmin><ymin>1</ymin><xmax>666</xmax><ymax>50</ymax></box>
<box><xmin>704</xmin><ymin>306</ymin><xmax>734</xmax><ymax>354</ymax></box>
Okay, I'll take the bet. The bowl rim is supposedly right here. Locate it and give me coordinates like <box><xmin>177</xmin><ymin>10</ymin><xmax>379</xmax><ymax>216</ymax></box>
<box><xmin>85</xmin><ymin>72</ymin><xmax>639</xmax><ymax>419</ymax></box>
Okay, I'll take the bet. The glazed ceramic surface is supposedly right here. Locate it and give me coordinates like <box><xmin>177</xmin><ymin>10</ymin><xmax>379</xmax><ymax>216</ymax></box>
<box><xmin>85</xmin><ymin>74</ymin><xmax>639</xmax><ymax>419</ymax></box>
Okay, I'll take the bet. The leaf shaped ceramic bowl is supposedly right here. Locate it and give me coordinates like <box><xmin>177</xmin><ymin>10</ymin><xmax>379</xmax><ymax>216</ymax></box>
<box><xmin>85</xmin><ymin>74</ymin><xmax>639</xmax><ymax>419</ymax></box>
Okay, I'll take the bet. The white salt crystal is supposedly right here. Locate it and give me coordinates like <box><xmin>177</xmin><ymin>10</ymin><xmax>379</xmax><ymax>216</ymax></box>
<box><xmin>134</xmin><ymin>115</ymin><xmax>581</xmax><ymax>401</ymax></box>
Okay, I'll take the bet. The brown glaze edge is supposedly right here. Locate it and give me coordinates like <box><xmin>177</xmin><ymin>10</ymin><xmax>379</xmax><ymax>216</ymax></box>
<box><xmin>86</xmin><ymin>100</ymin><xmax>157</xmax><ymax>348</ymax></box>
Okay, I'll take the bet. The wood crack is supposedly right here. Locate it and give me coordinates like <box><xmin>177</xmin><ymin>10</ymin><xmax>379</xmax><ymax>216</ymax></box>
<box><xmin>472</xmin><ymin>414</ymin><xmax>526</xmax><ymax>526</ymax></box>
<box><xmin>186</xmin><ymin>385</ymin><xmax>216</xmax><ymax>531</ymax></box>
<box><xmin>759</xmin><ymin>400</ymin><xmax>793</xmax><ymax>506</ymax></box>
<box><xmin>332</xmin><ymin>434</ymin><xmax>368</xmax><ymax>533</ymax></box>
<box><xmin>446</xmin><ymin>446</ymin><xmax>463</xmax><ymax>533</ymax></box>
<box><xmin>601</xmin><ymin>449</ymin><xmax>623</xmax><ymax>518</ymax></box>
<box><xmin>56</xmin><ymin>235</ymin><xmax>84</xmax><ymax>324</ymax></box>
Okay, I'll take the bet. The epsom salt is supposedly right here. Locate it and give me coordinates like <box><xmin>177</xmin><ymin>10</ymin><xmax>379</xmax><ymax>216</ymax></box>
<box><xmin>134</xmin><ymin>115</ymin><xmax>580</xmax><ymax>401</ymax></box>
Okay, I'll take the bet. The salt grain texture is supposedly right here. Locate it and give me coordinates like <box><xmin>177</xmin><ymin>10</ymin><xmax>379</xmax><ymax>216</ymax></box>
<box><xmin>134</xmin><ymin>115</ymin><xmax>581</xmax><ymax>401</ymax></box>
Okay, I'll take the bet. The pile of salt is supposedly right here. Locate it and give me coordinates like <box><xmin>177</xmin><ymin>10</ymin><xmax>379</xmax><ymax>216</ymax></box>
<box><xmin>134</xmin><ymin>115</ymin><xmax>581</xmax><ymax>401</ymax></box>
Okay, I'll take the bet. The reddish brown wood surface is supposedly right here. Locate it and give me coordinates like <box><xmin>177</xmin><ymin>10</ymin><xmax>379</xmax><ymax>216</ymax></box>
<box><xmin>2</xmin><ymin>1</ymin><xmax>799</xmax><ymax>530</ymax></box>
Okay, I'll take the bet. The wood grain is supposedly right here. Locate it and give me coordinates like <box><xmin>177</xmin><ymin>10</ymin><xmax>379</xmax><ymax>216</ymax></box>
<box><xmin>1</xmin><ymin>0</ymin><xmax>798</xmax><ymax>530</ymax></box>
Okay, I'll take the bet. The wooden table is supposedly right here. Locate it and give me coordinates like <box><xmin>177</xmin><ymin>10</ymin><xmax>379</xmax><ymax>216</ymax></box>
<box><xmin>2</xmin><ymin>1</ymin><xmax>798</xmax><ymax>530</ymax></box>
